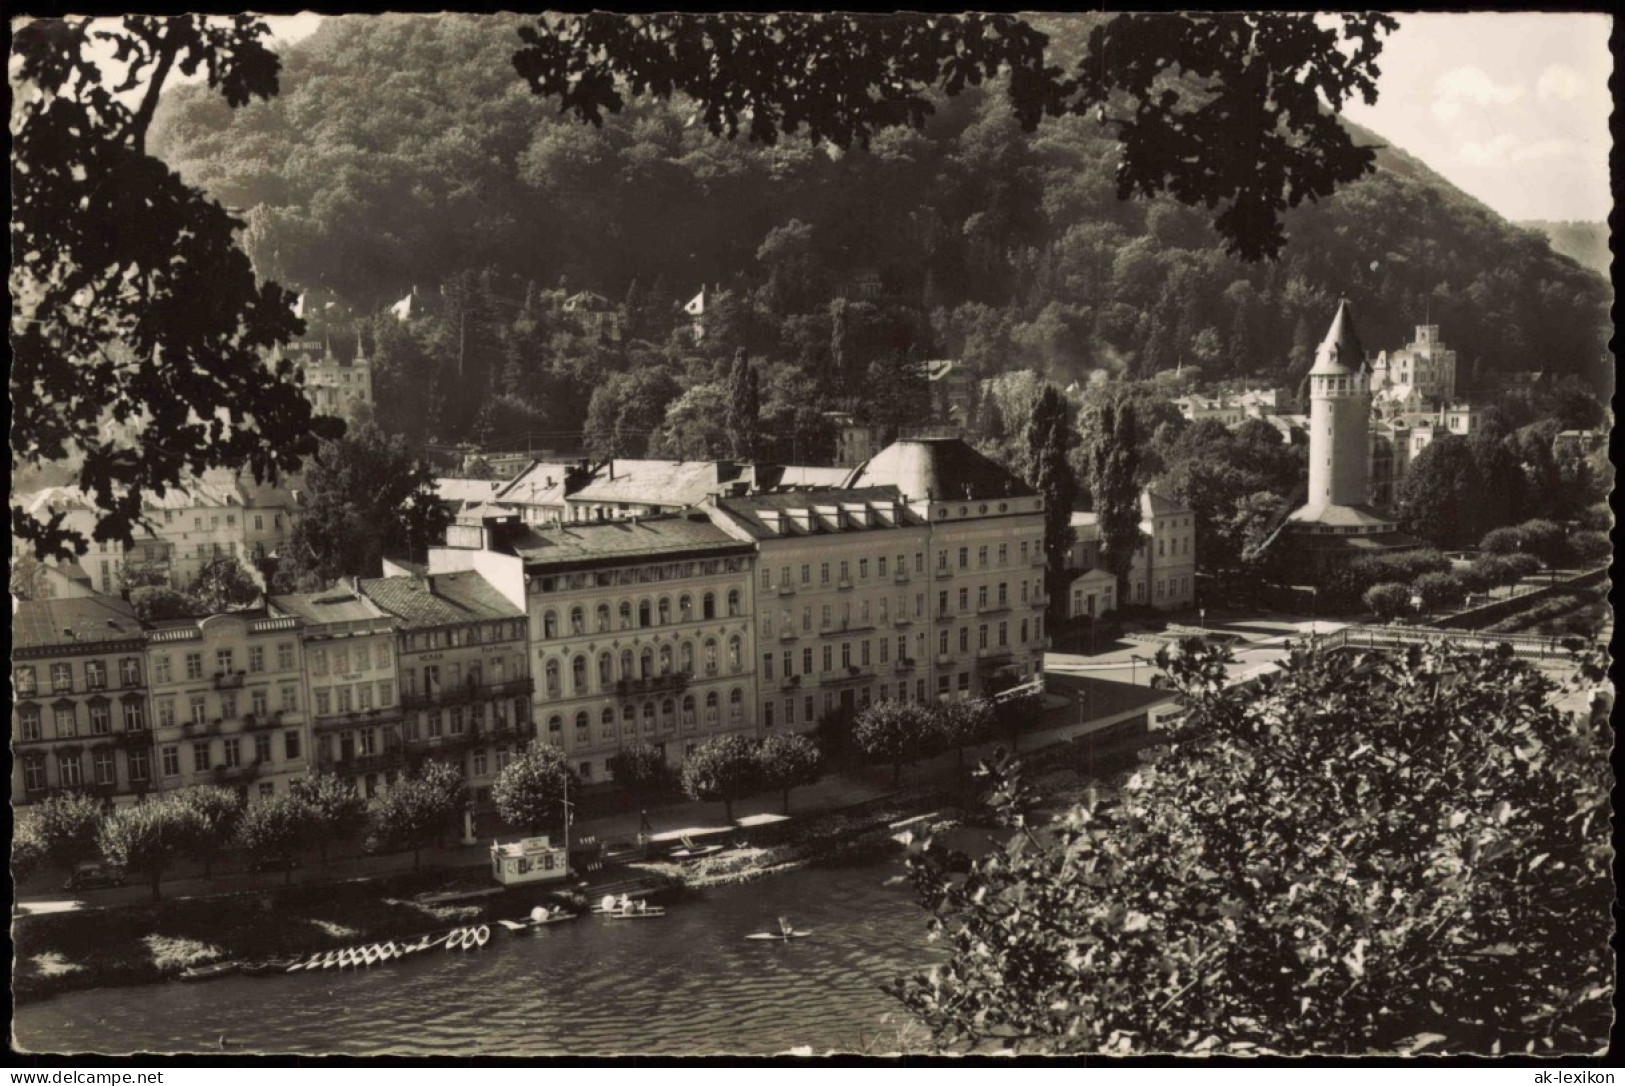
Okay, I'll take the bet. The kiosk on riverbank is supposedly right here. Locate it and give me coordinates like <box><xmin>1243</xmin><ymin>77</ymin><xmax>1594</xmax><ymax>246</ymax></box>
<box><xmin>491</xmin><ymin>837</ymin><xmax>570</xmax><ymax>887</ymax></box>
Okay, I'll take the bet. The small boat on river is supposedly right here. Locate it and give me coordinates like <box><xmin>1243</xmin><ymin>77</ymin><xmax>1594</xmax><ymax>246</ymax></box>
<box><xmin>603</xmin><ymin>905</ymin><xmax>666</xmax><ymax>919</ymax></box>
<box><xmin>446</xmin><ymin>928</ymin><xmax>467</xmax><ymax>951</ymax></box>
<box><xmin>746</xmin><ymin>930</ymin><xmax>812</xmax><ymax>941</ymax></box>
<box><xmin>467</xmin><ymin>925</ymin><xmax>491</xmax><ymax>949</ymax></box>
<box><xmin>178</xmin><ymin>961</ymin><xmax>240</xmax><ymax>982</ymax></box>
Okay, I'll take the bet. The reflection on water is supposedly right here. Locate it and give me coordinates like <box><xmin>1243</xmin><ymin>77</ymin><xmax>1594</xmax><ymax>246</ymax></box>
<box><xmin>14</xmin><ymin>858</ymin><xmax>943</xmax><ymax>1056</ymax></box>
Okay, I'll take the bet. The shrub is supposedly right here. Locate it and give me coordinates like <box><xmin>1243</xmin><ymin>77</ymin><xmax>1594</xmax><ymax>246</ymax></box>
<box><xmin>1568</xmin><ymin>531</ymin><xmax>1609</xmax><ymax>566</ymax></box>
<box><xmin>1479</xmin><ymin>527</ymin><xmax>1525</xmax><ymax>556</ymax></box>
<box><xmin>1503</xmin><ymin>552</ymin><xmax>1542</xmax><ymax>579</ymax></box>
<box><xmin>1362</xmin><ymin>582</ymin><xmax>1413</xmax><ymax>623</ymax></box>
<box><xmin>1513</xmin><ymin>519</ymin><xmax>1568</xmax><ymax>566</ymax></box>
<box><xmin>1414</xmin><ymin>571</ymin><xmax>1467</xmax><ymax>611</ymax></box>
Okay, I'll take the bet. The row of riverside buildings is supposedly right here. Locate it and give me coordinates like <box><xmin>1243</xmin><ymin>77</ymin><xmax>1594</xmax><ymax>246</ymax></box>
<box><xmin>14</xmin><ymin>438</ymin><xmax>1084</xmax><ymax>814</ymax></box>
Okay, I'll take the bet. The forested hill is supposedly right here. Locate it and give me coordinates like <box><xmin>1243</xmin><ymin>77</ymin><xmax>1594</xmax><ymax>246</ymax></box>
<box><xmin>151</xmin><ymin>13</ymin><xmax>1611</xmax><ymax>403</ymax></box>
<box><xmin>1516</xmin><ymin>221</ymin><xmax>1611</xmax><ymax>280</ymax></box>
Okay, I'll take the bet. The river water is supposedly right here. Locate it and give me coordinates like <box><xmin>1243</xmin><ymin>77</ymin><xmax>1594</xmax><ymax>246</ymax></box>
<box><xmin>13</xmin><ymin>856</ymin><xmax>943</xmax><ymax>1057</ymax></box>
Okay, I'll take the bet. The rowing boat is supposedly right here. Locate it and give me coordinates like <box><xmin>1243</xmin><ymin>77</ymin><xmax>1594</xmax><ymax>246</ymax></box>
<box><xmin>469</xmin><ymin>924</ymin><xmax>491</xmax><ymax>949</ymax></box>
<box><xmin>603</xmin><ymin>906</ymin><xmax>666</xmax><ymax>919</ymax></box>
<box><xmin>445</xmin><ymin>928</ymin><xmax>466</xmax><ymax>951</ymax></box>
<box><xmin>179</xmin><ymin>961</ymin><xmax>240</xmax><ymax>982</ymax></box>
<box><xmin>746</xmin><ymin>930</ymin><xmax>812</xmax><ymax>941</ymax></box>
<box><xmin>666</xmin><ymin>845</ymin><xmax>724</xmax><ymax>860</ymax></box>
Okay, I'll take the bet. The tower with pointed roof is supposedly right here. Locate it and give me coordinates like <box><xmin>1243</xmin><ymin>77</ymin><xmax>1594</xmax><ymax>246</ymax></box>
<box><xmin>1285</xmin><ymin>299</ymin><xmax>1421</xmax><ymax>567</ymax></box>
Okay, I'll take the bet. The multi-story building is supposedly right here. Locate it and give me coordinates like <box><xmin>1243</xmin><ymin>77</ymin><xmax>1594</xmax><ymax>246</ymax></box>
<box><xmin>494</xmin><ymin>461</ymin><xmax>591</xmax><ymax>527</ymax></box>
<box><xmin>12</xmin><ymin>595</ymin><xmax>153</xmax><ymax>808</ymax></box>
<box><xmin>845</xmin><ymin>438</ymin><xmax>1048</xmax><ymax>697</ymax></box>
<box><xmin>1371</xmin><ymin>324</ymin><xmax>1458</xmax><ymax>408</ymax></box>
<box><xmin>706</xmin><ymin>487</ymin><xmax>934</xmax><ymax>728</ymax></box>
<box><xmin>359</xmin><ymin>571</ymin><xmax>533</xmax><ymax>814</ymax></box>
<box><xmin>510</xmin><ymin>515</ymin><xmax>759</xmax><ymax>780</ymax></box>
<box><xmin>565</xmin><ymin>460</ymin><xmax>747</xmax><ymax>523</ymax></box>
<box><xmin>1067</xmin><ymin>490</ymin><xmax>1199</xmax><ymax>614</ymax></box>
<box><xmin>269</xmin><ymin>587</ymin><xmax>404</xmax><ymax>798</ymax></box>
<box><xmin>145</xmin><ymin>610</ymin><xmax>310</xmax><ymax>800</ymax></box>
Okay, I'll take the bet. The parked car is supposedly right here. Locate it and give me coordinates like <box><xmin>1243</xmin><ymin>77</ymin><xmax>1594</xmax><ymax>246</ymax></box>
<box><xmin>63</xmin><ymin>862</ymin><xmax>127</xmax><ymax>891</ymax></box>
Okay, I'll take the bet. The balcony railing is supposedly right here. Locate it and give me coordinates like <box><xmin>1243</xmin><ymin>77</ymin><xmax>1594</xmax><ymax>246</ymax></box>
<box><xmin>934</xmin><ymin>568</ymin><xmax>953</xmax><ymax>580</ymax></box>
<box><xmin>836</xmin><ymin>578</ymin><xmax>854</xmax><ymax>591</ymax></box>
<box><xmin>894</xmin><ymin>658</ymin><xmax>917</xmax><ymax>672</ymax></box>
<box><xmin>402</xmin><ymin>678</ymin><xmax>535</xmax><ymax>711</ymax></box>
<box><xmin>779</xmin><ymin>675</ymin><xmax>802</xmax><ymax>692</ymax></box>
<box><xmin>213</xmin><ymin>759</ymin><xmax>261</xmax><ymax>782</ymax></box>
<box><xmin>935</xmin><ymin>611</ymin><xmax>955</xmax><ymax>623</ymax></box>
<box><xmin>776</xmin><ymin>583</ymin><xmax>797</xmax><ymax>597</ymax></box>
<box><xmin>778</xmin><ymin>629</ymin><xmax>799</xmax><ymax>642</ymax></box>
<box><xmin>613</xmin><ymin>672</ymin><xmax>691</xmax><ymax>697</ymax></box>
<box><xmin>318</xmin><ymin>748</ymin><xmax>406</xmax><ymax>775</ymax></box>
<box><xmin>978</xmin><ymin>601</ymin><xmax>1011</xmax><ymax>615</ymax></box>
<box><xmin>213</xmin><ymin>671</ymin><xmax>246</xmax><ymax>690</ymax></box>
<box><xmin>893</xmin><ymin>571</ymin><xmax>910</xmax><ymax>585</ymax></box>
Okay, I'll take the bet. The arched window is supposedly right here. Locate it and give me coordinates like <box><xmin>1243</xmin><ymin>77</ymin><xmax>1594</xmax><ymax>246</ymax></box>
<box><xmin>544</xmin><ymin>659</ymin><xmax>561</xmax><ymax>697</ymax></box>
<box><xmin>729</xmin><ymin>687</ymin><xmax>743</xmax><ymax>720</ymax></box>
<box><xmin>596</xmin><ymin>603</ymin><xmax>611</xmax><ymax>633</ymax></box>
<box><xmin>638</xmin><ymin>600</ymin><xmax>652</xmax><ymax>628</ymax></box>
<box><xmin>571</xmin><ymin>656</ymin><xmax>588</xmax><ymax>695</ymax></box>
<box><xmin>726</xmin><ymin>589</ymin><xmax>740</xmax><ymax>617</ymax></box>
<box><xmin>574</xmin><ymin>710</ymin><xmax>589</xmax><ymax>733</ymax></box>
<box><xmin>658</xmin><ymin>645</ymin><xmax>673</xmax><ymax>674</ymax></box>
<box><xmin>702</xmin><ymin>592</ymin><xmax>716</xmax><ymax>620</ymax></box>
<box><xmin>642</xmin><ymin>702</ymin><xmax>656</xmax><ymax>733</ymax></box>
<box><xmin>620</xmin><ymin>649</ymin><xmax>634</xmax><ymax>681</ymax></box>
<box><xmin>619</xmin><ymin>601</ymin><xmax>633</xmax><ymax>630</ymax></box>
<box><xmin>622</xmin><ymin>704</ymin><xmax>636</xmax><ymax>733</ymax></box>
<box><xmin>542</xmin><ymin>610</ymin><xmax>558</xmax><ymax>639</ymax></box>
<box><xmin>682</xmin><ymin>694</ymin><xmax>696</xmax><ymax>727</ymax></box>
<box><xmin>657</xmin><ymin>597</ymin><xmax>671</xmax><ymax>625</ymax></box>
<box><xmin>600</xmin><ymin>707</ymin><xmax>616</xmax><ymax>737</ymax></box>
<box><xmin>679</xmin><ymin>594</ymin><xmax>693</xmax><ymax>621</ymax></box>
<box><xmin>640</xmin><ymin>648</ymin><xmax>654</xmax><ymax>679</ymax></box>
<box><xmin>547</xmin><ymin>714</ymin><xmax>563</xmax><ymax>743</ymax></box>
<box><xmin>727</xmin><ymin>635</ymin><xmax>742</xmax><ymax>671</ymax></box>
<box><xmin>703</xmin><ymin>638</ymin><xmax>718</xmax><ymax>675</ymax></box>
<box><xmin>566</xmin><ymin>606</ymin><xmax>583</xmax><ymax>635</ymax></box>
<box><xmin>680</xmin><ymin>641</ymin><xmax>695</xmax><ymax>673</ymax></box>
<box><xmin>598</xmin><ymin>652</ymin><xmax>614</xmax><ymax>687</ymax></box>
<box><xmin>704</xmin><ymin>691</ymin><xmax>719</xmax><ymax>723</ymax></box>
<box><xmin>661</xmin><ymin>698</ymin><xmax>675</xmax><ymax>730</ymax></box>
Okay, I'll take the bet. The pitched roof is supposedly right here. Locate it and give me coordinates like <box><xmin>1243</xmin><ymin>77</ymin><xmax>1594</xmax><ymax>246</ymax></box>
<box><xmin>712</xmin><ymin>487</ymin><xmax>921</xmax><ymax>539</ymax></box>
<box><xmin>269</xmin><ymin>588</ymin><xmax>392</xmax><ymax>627</ymax></box>
<box><xmin>845</xmin><ymin>438</ymin><xmax>1036</xmax><ymax>503</ymax></box>
<box><xmin>571</xmin><ymin>459</ymin><xmax>742</xmax><ymax>508</ymax></box>
<box><xmin>746</xmin><ymin>464</ymin><xmax>856</xmax><ymax>491</ymax></box>
<box><xmin>13</xmin><ymin>594</ymin><xmax>142</xmax><ymax>651</ymax></box>
<box><xmin>359</xmin><ymin>571</ymin><xmax>523</xmax><ymax>628</ymax></box>
<box><xmin>494</xmin><ymin>461</ymin><xmax>582</xmax><ymax>506</ymax></box>
<box><xmin>510</xmin><ymin>514</ymin><xmax>750</xmax><ymax>572</ymax></box>
<box><xmin>1309</xmin><ymin>298</ymin><xmax>1367</xmax><ymax>377</ymax></box>
<box><xmin>435</xmin><ymin>478</ymin><xmax>504</xmax><ymax>506</ymax></box>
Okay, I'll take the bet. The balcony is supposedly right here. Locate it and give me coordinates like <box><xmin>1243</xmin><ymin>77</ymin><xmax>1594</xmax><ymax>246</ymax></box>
<box><xmin>893</xmin><ymin>614</ymin><xmax>914</xmax><ymax>627</ymax></box>
<box><xmin>828</xmin><ymin>665</ymin><xmax>873</xmax><ymax>685</ymax></box>
<box><xmin>318</xmin><ymin>748</ymin><xmax>406</xmax><ymax>775</ymax></box>
<box><xmin>778</xmin><ymin>629</ymin><xmax>799</xmax><ymax>642</ymax></box>
<box><xmin>836</xmin><ymin>578</ymin><xmax>854</xmax><ymax>591</ymax></box>
<box><xmin>776</xmin><ymin>583</ymin><xmax>797</xmax><ymax>597</ymax></box>
<box><xmin>213</xmin><ymin>759</ymin><xmax>261</xmax><ymax>783</ymax></box>
<box><xmin>935</xmin><ymin>652</ymin><xmax>955</xmax><ymax>668</ymax></box>
<box><xmin>977</xmin><ymin>601</ymin><xmax>1011</xmax><ymax>616</ymax></box>
<box><xmin>975</xmin><ymin>648</ymin><xmax>1016</xmax><ymax>668</ymax></box>
<box><xmin>114</xmin><ymin>729</ymin><xmax>153</xmax><ymax>749</ymax></box>
<box><xmin>893</xmin><ymin>571</ymin><xmax>910</xmax><ymax>585</ymax></box>
<box><xmin>182</xmin><ymin>719</ymin><xmax>222</xmax><ymax>737</ymax></box>
<box><xmin>213</xmin><ymin>671</ymin><xmax>245</xmax><ymax>690</ymax></box>
<box><xmin>894</xmin><ymin>658</ymin><xmax>917</xmax><ymax>672</ymax></box>
<box><xmin>614</xmin><ymin>672</ymin><xmax>691</xmax><ymax>697</ymax></box>
<box><xmin>779</xmin><ymin>674</ymin><xmax>802</xmax><ymax>692</ymax></box>
<box><xmin>935</xmin><ymin>611</ymin><xmax>955</xmax><ymax>623</ymax></box>
<box><xmin>401</xmin><ymin>677</ymin><xmax>535</xmax><ymax>711</ymax></box>
<box><xmin>934</xmin><ymin>568</ymin><xmax>953</xmax><ymax>580</ymax></box>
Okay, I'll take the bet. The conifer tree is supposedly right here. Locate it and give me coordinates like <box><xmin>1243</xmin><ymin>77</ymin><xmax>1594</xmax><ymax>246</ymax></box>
<box><xmin>1081</xmin><ymin>396</ymin><xmax>1143</xmax><ymax>603</ymax></box>
<box><xmin>726</xmin><ymin>348</ymin><xmax>761</xmax><ymax>461</ymax></box>
<box><xmin>1024</xmin><ymin>384</ymin><xmax>1079</xmax><ymax>629</ymax></box>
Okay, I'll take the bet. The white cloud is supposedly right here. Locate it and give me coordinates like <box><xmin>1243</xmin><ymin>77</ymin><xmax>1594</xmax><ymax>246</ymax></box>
<box><xmin>1457</xmin><ymin>133</ymin><xmax>1519</xmax><ymax>166</ymax></box>
<box><xmin>1510</xmin><ymin>137</ymin><xmax>1579</xmax><ymax>163</ymax></box>
<box><xmin>1535</xmin><ymin>63</ymin><xmax>1585</xmax><ymax>102</ymax></box>
<box><xmin>1431</xmin><ymin>65</ymin><xmax>1526</xmax><ymax>122</ymax></box>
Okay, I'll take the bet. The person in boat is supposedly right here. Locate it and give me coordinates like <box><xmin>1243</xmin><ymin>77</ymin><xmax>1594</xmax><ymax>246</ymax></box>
<box><xmin>600</xmin><ymin>894</ymin><xmax>616</xmax><ymax>913</ymax></box>
<box><xmin>636</xmin><ymin>899</ymin><xmax>648</xmax><ymax>913</ymax></box>
<box><xmin>778</xmin><ymin>916</ymin><xmax>793</xmax><ymax>937</ymax></box>
<box><xmin>618</xmin><ymin>893</ymin><xmax>632</xmax><ymax>913</ymax></box>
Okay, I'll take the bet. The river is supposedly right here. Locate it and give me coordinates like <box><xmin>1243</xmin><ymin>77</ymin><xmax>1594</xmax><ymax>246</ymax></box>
<box><xmin>12</xmin><ymin>855</ymin><xmax>944</xmax><ymax>1057</ymax></box>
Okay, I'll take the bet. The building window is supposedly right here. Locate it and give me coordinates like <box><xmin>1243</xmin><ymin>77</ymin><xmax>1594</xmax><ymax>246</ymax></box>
<box><xmin>192</xmin><ymin>742</ymin><xmax>211</xmax><ymax>772</ymax></box>
<box><xmin>53</xmin><ymin>704</ymin><xmax>77</xmax><ymax>738</ymax></box>
<box><xmin>16</xmin><ymin>666</ymin><xmax>37</xmax><ymax>697</ymax></box>
<box><xmin>129</xmin><ymin>748</ymin><xmax>151</xmax><ymax>783</ymax></box>
<box><xmin>255</xmin><ymin>733</ymin><xmax>273</xmax><ymax>764</ymax></box>
<box><xmin>52</xmin><ymin>662</ymin><xmax>73</xmax><ymax>693</ymax></box>
<box><xmin>89</xmin><ymin>702</ymin><xmax>111</xmax><ymax>735</ymax></box>
<box><xmin>285</xmin><ymin>730</ymin><xmax>301</xmax><ymax>761</ymax></box>
<box><xmin>19</xmin><ymin>705</ymin><xmax>42</xmax><ymax>741</ymax></box>
<box><xmin>119</xmin><ymin>657</ymin><xmax>141</xmax><ymax>686</ymax></box>
<box><xmin>162</xmin><ymin>746</ymin><xmax>181</xmax><ymax>777</ymax></box>
<box><xmin>58</xmin><ymin>751</ymin><xmax>84</xmax><ymax>788</ymax></box>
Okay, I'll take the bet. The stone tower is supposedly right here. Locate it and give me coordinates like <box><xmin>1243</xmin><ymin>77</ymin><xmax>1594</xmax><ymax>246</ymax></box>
<box><xmin>1305</xmin><ymin>298</ymin><xmax>1371</xmax><ymax>513</ymax></box>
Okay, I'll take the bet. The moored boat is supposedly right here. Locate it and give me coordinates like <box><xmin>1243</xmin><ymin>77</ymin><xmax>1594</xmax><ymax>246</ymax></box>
<box><xmin>469</xmin><ymin>924</ymin><xmax>490</xmax><ymax>949</ymax></box>
<box><xmin>178</xmin><ymin>961</ymin><xmax>240</xmax><ymax>982</ymax></box>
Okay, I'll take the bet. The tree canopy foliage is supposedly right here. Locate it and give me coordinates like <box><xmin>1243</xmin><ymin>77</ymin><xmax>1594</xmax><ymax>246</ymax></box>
<box><xmin>146</xmin><ymin>14</ymin><xmax>1610</xmax><ymax>458</ymax></box>
<box><xmin>893</xmin><ymin>639</ymin><xmax>1611</xmax><ymax>1054</ymax></box>
<box><xmin>12</xmin><ymin>15</ymin><xmax>341</xmax><ymax>561</ymax></box>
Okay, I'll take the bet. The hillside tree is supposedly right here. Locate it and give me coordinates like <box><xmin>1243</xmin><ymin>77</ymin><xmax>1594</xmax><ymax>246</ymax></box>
<box><xmin>1081</xmin><ymin>396</ymin><xmax>1143</xmax><ymax>601</ymax></box>
<box><xmin>1024</xmin><ymin>385</ymin><xmax>1079</xmax><ymax>629</ymax></box>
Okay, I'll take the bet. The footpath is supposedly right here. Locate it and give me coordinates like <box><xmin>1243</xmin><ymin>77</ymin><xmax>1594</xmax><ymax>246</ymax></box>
<box><xmin>15</xmin><ymin>678</ymin><xmax>1173</xmax><ymax>915</ymax></box>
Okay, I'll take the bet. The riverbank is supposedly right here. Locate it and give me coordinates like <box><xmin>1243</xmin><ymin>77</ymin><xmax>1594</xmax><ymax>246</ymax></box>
<box><xmin>10</xmin><ymin>872</ymin><xmax>581</xmax><ymax>1006</ymax></box>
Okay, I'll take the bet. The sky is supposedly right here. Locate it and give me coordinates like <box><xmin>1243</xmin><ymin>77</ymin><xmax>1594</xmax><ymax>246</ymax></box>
<box><xmin>1337</xmin><ymin>12</ymin><xmax>1612</xmax><ymax>223</ymax></box>
<box><xmin>108</xmin><ymin>11</ymin><xmax>1616</xmax><ymax>224</ymax></box>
